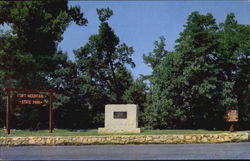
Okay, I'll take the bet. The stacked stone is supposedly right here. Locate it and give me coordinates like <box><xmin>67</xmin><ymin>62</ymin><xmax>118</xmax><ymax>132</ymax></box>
<box><xmin>0</xmin><ymin>132</ymin><xmax>248</xmax><ymax>146</ymax></box>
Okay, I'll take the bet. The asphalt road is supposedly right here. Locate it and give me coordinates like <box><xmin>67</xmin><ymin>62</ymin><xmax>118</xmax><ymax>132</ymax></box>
<box><xmin>0</xmin><ymin>142</ymin><xmax>250</xmax><ymax>160</ymax></box>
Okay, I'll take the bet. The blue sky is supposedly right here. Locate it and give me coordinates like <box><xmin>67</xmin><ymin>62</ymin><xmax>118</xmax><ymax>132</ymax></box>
<box><xmin>59</xmin><ymin>0</ymin><xmax>250</xmax><ymax>79</ymax></box>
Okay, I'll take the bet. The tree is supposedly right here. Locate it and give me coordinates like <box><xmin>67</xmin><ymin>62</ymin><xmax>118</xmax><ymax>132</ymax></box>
<box><xmin>122</xmin><ymin>77</ymin><xmax>148</xmax><ymax>126</ymax></box>
<box><xmin>218</xmin><ymin>13</ymin><xmax>250</xmax><ymax>129</ymax></box>
<box><xmin>144</xmin><ymin>12</ymin><xmax>224</xmax><ymax>129</ymax></box>
<box><xmin>143</xmin><ymin>36</ymin><xmax>168</xmax><ymax>81</ymax></box>
<box><xmin>73</xmin><ymin>8</ymin><xmax>135</xmax><ymax>127</ymax></box>
<box><xmin>0</xmin><ymin>1</ymin><xmax>87</xmax><ymax>129</ymax></box>
<box><xmin>173</xmin><ymin>11</ymin><xmax>222</xmax><ymax>129</ymax></box>
<box><xmin>143</xmin><ymin>51</ymin><xmax>188</xmax><ymax>129</ymax></box>
<box><xmin>142</xmin><ymin>36</ymin><xmax>182</xmax><ymax>129</ymax></box>
<box><xmin>143</xmin><ymin>36</ymin><xmax>168</xmax><ymax>70</ymax></box>
<box><xmin>144</xmin><ymin>12</ymin><xmax>249</xmax><ymax>130</ymax></box>
<box><xmin>0</xmin><ymin>1</ymin><xmax>87</xmax><ymax>88</ymax></box>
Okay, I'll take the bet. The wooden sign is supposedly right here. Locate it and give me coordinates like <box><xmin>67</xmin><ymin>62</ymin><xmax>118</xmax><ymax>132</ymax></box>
<box><xmin>17</xmin><ymin>93</ymin><xmax>45</xmax><ymax>105</ymax></box>
<box><xmin>227</xmin><ymin>110</ymin><xmax>238</xmax><ymax>122</ymax></box>
<box><xmin>4</xmin><ymin>88</ymin><xmax>56</xmax><ymax>134</ymax></box>
<box><xmin>18</xmin><ymin>99</ymin><xmax>44</xmax><ymax>105</ymax></box>
<box><xmin>17</xmin><ymin>93</ymin><xmax>45</xmax><ymax>99</ymax></box>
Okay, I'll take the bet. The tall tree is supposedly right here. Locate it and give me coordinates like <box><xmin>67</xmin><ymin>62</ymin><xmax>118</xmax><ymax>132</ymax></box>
<box><xmin>144</xmin><ymin>12</ymin><xmax>249</xmax><ymax>130</ymax></box>
<box><xmin>73</xmin><ymin>8</ymin><xmax>135</xmax><ymax>127</ymax></box>
<box><xmin>0</xmin><ymin>0</ymin><xmax>87</xmax><ymax>88</ymax></box>
<box><xmin>143</xmin><ymin>51</ymin><xmax>188</xmax><ymax>129</ymax></box>
<box><xmin>0</xmin><ymin>1</ymin><xmax>87</xmax><ymax>129</ymax></box>
<box><xmin>143</xmin><ymin>36</ymin><xmax>168</xmax><ymax>70</ymax></box>
<box><xmin>143</xmin><ymin>36</ymin><xmax>190</xmax><ymax>129</ymax></box>
<box><xmin>218</xmin><ymin>13</ymin><xmax>250</xmax><ymax>129</ymax></box>
<box><xmin>144</xmin><ymin>12</ymin><xmax>223</xmax><ymax>129</ymax></box>
<box><xmin>174</xmin><ymin>11</ymin><xmax>221</xmax><ymax>129</ymax></box>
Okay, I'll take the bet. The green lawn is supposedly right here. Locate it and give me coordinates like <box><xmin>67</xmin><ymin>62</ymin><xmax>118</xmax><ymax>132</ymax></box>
<box><xmin>0</xmin><ymin>129</ymin><xmax>227</xmax><ymax>137</ymax></box>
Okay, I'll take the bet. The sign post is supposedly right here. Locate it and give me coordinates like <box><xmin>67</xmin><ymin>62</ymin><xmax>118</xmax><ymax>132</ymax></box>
<box><xmin>226</xmin><ymin>110</ymin><xmax>238</xmax><ymax>132</ymax></box>
<box><xmin>3</xmin><ymin>88</ymin><xmax>56</xmax><ymax>134</ymax></box>
<box><xmin>49</xmin><ymin>92</ymin><xmax>53</xmax><ymax>133</ymax></box>
<box><xmin>6</xmin><ymin>91</ymin><xmax>10</xmax><ymax>134</ymax></box>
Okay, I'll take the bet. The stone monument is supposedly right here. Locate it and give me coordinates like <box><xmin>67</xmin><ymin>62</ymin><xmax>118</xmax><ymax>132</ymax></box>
<box><xmin>98</xmin><ymin>104</ymin><xmax>141</xmax><ymax>134</ymax></box>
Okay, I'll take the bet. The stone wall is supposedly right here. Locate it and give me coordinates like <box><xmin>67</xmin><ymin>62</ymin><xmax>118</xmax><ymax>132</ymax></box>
<box><xmin>0</xmin><ymin>132</ymin><xmax>248</xmax><ymax>146</ymax></box>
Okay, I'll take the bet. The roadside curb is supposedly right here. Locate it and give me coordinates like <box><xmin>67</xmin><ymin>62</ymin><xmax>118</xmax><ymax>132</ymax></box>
<box><xmin>0</xmin><ymin>132</ymin><xmax>249</xmax><ymax>146</ymax></box>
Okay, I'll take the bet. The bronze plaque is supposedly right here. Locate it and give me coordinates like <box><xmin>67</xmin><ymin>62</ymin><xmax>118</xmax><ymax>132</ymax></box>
<box><xmin>114</xmin><ymin>112</ymin><xmax>127</xmax><ymax>119</ymax></box>
<box><xmin>227</xmin><ymin>110</ymin><xmax>238</xmax><ymax>122</ymax></box>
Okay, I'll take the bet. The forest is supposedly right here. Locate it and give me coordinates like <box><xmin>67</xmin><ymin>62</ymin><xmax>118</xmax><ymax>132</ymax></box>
<box><xmin>0</xmin><ymin>1</ymin><xmax>249</xmax><ymax>130</ymax></box>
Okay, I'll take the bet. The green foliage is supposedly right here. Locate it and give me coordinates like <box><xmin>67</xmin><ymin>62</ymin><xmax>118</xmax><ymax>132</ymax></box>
<box><xmin>96</xmin><ymin>8</ymin><xmax>113</xmax><ymax>22</ymax></box>
<box><xmin>0</xmin><ymin>1</ymin><xmax>87</xmax><ymax>129</ymax></box>
<box><xmin>0</xmin><ymin>1</ymin><xmax>87</xmax><ymax>88</ymax></box>
<box><xmin>0</xmin><ymin>2</ymin><xmax>248</xmax><ymax>131</ymax></box>
<box><xmin>217</xmin><ymin>13</ymin><xmax>250</xmax><ymax>128</ymax></box>
<box><xmin>71</xmin><ymin>8</ymin><xmax>136</xmax><ymax>127</ymax></box>
<box><xmin>143</xmin><ymin>36</ymin><xmax>168</xmax><ymax>70</ymax></box>
<box><xmin>143</xmin><ymin>11</ymin><xmax>249</xmax><ymax>130</ymax></box>
<box><xmin>173</xmin><ymin>12</ymin><xmax>223</xmax><ymax>129</ymax></box>
<box><xmin>122</xmin><ymin>77</ymin><xmax>148</xmax><ymax>126</ymax></box>
<box><xmin>122</xmin><ymin>77</ymin><xmax>147</xmax><ymax>105</ymax></box>
<box><xmin>143</xmin><ymin>51</ymin><xmax>188</xmax><ymax>129</ymax></box>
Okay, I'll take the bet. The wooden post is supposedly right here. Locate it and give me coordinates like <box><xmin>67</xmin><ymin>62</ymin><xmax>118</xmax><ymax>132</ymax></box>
<box><xmin>226</xmin><ymin>110</ymin><xmax>238</xmax><ymax>132</ymax></box>
<box><xmin>49</xmin><ymin>92</ymin><xmax>53</xmax><ymax>133</ymax></box>
<box><xmin>4</xmin><ymin>88</ymin><xmax>55</xmax><ymax>134</ymax></box>
<box><xmin>229</xmin><ymin>123</ymin><xmax>235</xmax><ymax>132</ymax></box>
<box><xmin>6</xmin><ymin>91</ymin><xmax>10</xmax><ymax>134</ymax></box>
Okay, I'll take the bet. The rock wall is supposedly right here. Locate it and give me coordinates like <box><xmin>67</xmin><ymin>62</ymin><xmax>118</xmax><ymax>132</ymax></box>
<box><xmin>0</xmin><ymin>132</ymin><xmax>248</xmax><ymax>146</ymax></box>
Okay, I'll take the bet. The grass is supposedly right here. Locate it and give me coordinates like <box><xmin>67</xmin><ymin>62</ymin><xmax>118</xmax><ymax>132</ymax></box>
<box><xmin>140</xmin><ymin>129</ymin><xmax>226</xmax><ymax>135</ymax></box>
<box><xmin>0</xmin><ymin>129</ymin><xmax>227</xmax><ymax>137</ymax></box>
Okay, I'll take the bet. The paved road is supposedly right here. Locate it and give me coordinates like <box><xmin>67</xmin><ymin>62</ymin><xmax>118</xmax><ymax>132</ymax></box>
<box><xmin>0</xmin><ymin>142</ymin><xmax>250</xmax><ymax>160</ymax></box>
